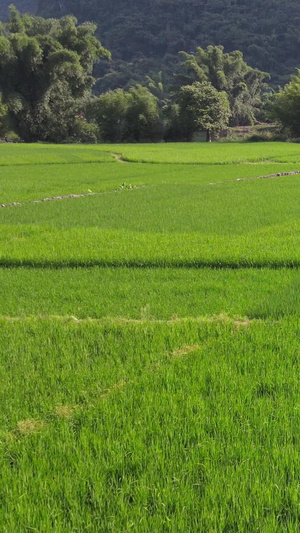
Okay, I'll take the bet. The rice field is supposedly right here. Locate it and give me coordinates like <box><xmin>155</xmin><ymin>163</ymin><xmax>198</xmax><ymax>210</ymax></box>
<box><xmin>2</xmin><ymin>142</ymin><xmax>300</xmax><ymax>531</ymax></box>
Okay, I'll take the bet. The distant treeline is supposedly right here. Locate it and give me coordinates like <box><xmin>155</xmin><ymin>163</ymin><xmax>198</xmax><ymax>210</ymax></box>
<box><xmin>0</xmin><ymin>8</ymin><xmax>299</xmax><ymax>143</ymax></box>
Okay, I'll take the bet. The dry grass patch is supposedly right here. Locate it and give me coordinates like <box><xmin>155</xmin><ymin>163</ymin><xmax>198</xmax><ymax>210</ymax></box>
<box><xmin>102</xmin><ymin>379</ymin><xmax>127</xmax><ymax>397</ymax></box>
<box><xmin>234</xmin><ymin>319</ymin><xmax>251</xmax><ymax>329</ymax></box>
<box><xmin>16</xmin><ymin>418</ymin><xmax>46</xmax><ymax>435</ymax></box>
<box><xmin>55</xmin><ymin>405</ymin><xmax>75</xmax><ymax>419</ymax></box>
<box><xmin>170</xmin><ymin>344</ymin><xmax>200</xmax><ymax>358</ymax></box>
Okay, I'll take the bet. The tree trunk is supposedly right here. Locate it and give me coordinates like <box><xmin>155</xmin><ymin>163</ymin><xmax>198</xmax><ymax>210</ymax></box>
<box><xmin>206</xmin><ymin>129</ymin><xmax>212</xmax><ymax>142</ymax></box>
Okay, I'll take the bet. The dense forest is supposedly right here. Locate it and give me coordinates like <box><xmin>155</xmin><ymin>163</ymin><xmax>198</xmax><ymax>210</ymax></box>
<box><xmin>0</xmin><ymin>0</ymin><xmax>37</xmax><ymax>20</ymax></box>
<box><xmin>0</xmin><ymin>0</ymin><xmax>300</xmax><ymax>91</ymax></box>
<box><xmin>0</xmin><ymin>5</ymin><xmax>298</xmax><ymax>144</ymax></box>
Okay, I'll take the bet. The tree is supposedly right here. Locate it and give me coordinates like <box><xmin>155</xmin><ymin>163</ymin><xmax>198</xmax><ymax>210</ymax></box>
<box><xmin>0</xmin><ymin>6</ymin><xmax>110</xmax><ymax>141</ymax></box>
<box><xmin>272</xmin><ymin>70</ymin><xmax>300</xmax><ymax>138</ymax></box>
<box><xmin>163</xmin><ymin>101</ymin><xmax>182</xmax><ymax>142</ymax></box>
<box><xmin>0</xmin><ymin>92</ymin><xmax>8</xmax><ymax>137</ymax></box>
<box><xmin>168</xmin><ymin>81</ymin><xmax>230</xmax><ymax>142</ymax></box>
<box><xmin>89</xmin><ymin>85</ymin><xmax>162</xmax><ymax>142</ymax></box>
<box><xmin>178</xmin><ymin>46</ymin><xmax>269</xmax><ymax>125</ymax></box>
<box><xmin>145</xmin><ymin>71</ymin><xmax>168</xmax><ymax>106</ymax></box>
<box><xmin>125</xmin><ymin>85</ymin><xmax>162</xmax><ymax>142</ymax></box>
<box><xmin>87</xmin><ymin>88</ymin><xmax>129</xmax><ymax>142</ymax></box>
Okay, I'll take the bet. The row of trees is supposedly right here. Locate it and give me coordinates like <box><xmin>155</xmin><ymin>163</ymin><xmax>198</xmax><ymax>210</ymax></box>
<box><xmin>0</xmin><ymin>7</ymin><xmax>300</xmax><ymax>143</ymax></box>
<box><xmin>87</xmin><ymin>44</ymin><xmax>271</xmax><ymax>142</ymax></box>
<box><xmin>89</xmin><ymin>82</ymin><xmax>230</xmax><ymax>143</ymax></box>
<box><xmin>88</xmin><ymin>60</ymin><xmax>300</xmax><ymax>142</ymax></box>
<box><xmin>0</xmin><ymin>7</ymin><xmax>270</xmax><ymax>142</ymax></box>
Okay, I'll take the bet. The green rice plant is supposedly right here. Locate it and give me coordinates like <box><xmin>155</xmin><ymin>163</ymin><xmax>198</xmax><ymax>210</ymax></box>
<box><xmin>2</xmin><ymin>141</ymin><xmax>300</xmax><ymax>168</ymax></box>
<box><xmin>100</xmin><ymin>141</ymin><xmax>300</xmax><ymax>164</ymax></box>
<box><xmin>1</xmin><ymin>167</ymin><xmax>300</xmax><ymax>267</ymax></box>
<box><xmin>2</xmin><ymin>170</ymin><xmax>300</xmax><ymax>234</ymax></box>
<box><xmin>1</xmin><ymin>221</ymin><xmax>300</xmax><ymax>267</ymax></box>
<box><xmin>2</xmin><ymin>159</ymin><xmax>300</xmax><ymax>204</ymax></box>
<box><xmin>1</xmin><ymin>317</ymin><xmax>300</xmax><ymax>531</ymax></box>
<box><xmin>0</xmin><ymin>166</ymin><xmax>300</xmax><ymax>258</ymax></box>
<box><xmin>2</xmin><ymin>141</ymin><xmax>300</xmax><ymax>531</ymax></box>
<box><xmin>0</xmin><ymin>266</ymin><xmax>299</xmax><ymax>319</ymax></box>
<box><xmin>0</xmin><ymin>143</ymin><xmax>115</xmax><ymax>166</ymax></box>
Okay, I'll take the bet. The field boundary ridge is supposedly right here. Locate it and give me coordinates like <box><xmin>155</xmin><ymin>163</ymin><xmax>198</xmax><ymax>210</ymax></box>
<box><xmin>0</xmin><ymin>313</ymin><xmax>258</xmax><ymax>326</ymax></box>
<box><xmin>1</xmin><ymin>260</ymin><xmax>300</xmax><ymax>269</ymax></box>
<box><xmin>0</xmin><ymin>184</ymin><xmax>148</xmax><ymax>209</ymax></box>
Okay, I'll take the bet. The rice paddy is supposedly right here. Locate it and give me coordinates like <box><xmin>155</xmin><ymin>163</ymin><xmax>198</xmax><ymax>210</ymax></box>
<box><xmin>2</xmin><ymin>142</ymin><xmax>300</xmax><ymax>531</ymax></box>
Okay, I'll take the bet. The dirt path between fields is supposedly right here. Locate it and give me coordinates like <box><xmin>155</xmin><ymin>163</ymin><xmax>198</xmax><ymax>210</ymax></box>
<box><xmin>209</xmin><ymin>169</ymin><xmax>300</xmax><ymax>185</ymax></box>
<box><xmin>236</xmin><ymin>170</ymin><xmax>300</xmax><ymax>181</ymax></box>
<box><xmin>110</xmin><ymin>152</ymin><xmax>127</xmax><ymax>162</ymax></box>
<box><xmin>1</xmin><ymin>170</ymin><xmax>299</xmax><ymax>209</ymax></box>
<box><xmin>0</xmin><ymin>184</ymin><xmax>147</xmax><ymax>209</ymax></box>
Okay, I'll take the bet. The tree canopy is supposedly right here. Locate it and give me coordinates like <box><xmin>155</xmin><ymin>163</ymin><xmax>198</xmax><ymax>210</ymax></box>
<box><xmin>88</xmin><ymin>85</ymin><xmax>162</xmax><ymax>143</ymax></box>
<box><xmin>165</xmin><ymin>82</ymin><xmax>231</xmax><ymax>142</ymax></box>
<box><xmin>0</xmin><ymin>6</ymin><xmax>109</xmax><ymax>141</ymax></box>
<box><xmin>272</xmin><ymin>70</ymin><xmax>300</xmax><ymax>138</ymax></box>
<box><xmin>178</xmin><ymin>46</ymin><xmax>269</xmax><ymax>126</ymax></box>
<box><xmin>0</xmin><ymin>5</ymin><xmax>294</xmax><ymax>143</ymax></box>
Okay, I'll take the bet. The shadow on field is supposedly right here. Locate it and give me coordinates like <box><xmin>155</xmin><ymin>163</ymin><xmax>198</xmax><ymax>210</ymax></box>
<box><xmin>248</xmin><ymin>276</ymin><xmax>300</xmax><ymax>318</ymax></box>
<box><xmin>2</xmin><ymin>260</ymin><xmax>300</xmax><ymax>270</ymax></box>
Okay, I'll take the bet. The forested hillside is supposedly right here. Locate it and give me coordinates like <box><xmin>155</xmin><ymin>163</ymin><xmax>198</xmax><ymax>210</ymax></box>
<box><xmin>0</xmin><ymin>0</ymin><xmax>37</xmax><ymax>19</ymax></box>
<box><xmin>1</xmin><ymin>0</ymin><xmax>300</xmax><ymax>90</ymax></box>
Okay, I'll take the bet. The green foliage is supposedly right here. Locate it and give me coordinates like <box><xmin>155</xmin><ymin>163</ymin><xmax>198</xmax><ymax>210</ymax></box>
<box><xmin>4</xmin><ymin>129</ymin><xmax>21</xmax><ymax>141</ymax></box>
<box><xmin>2</xmin><ymin>0</ymin><xmax>300</xmax><ymax>96</ymax></box>
<box><xmin>1</xmin><ymin>142</ymin><xmax>300</xmax><ymax>529</ymax></box>
<box><xmin>72</xmin><ymin>118</ymin><xmax>99</xmax><ymax>143</ymax></box>
<box><xmin>0</xmin><ymin>6</ymin><xmax>277</xmax><ymax>139</ymax></box>
<box><xmin>88</xmin><ymin>88</ymin><xmax>129</xmax><ymax>142</ymax></box>
<box><xmin>162</xmin><ymin>102</ymin><xmax>182</xmax><ymax>142</ymax></box>
<box><xmin>166</xmin><ymin>81</ymin><xmax>230</xmax><ymax>141</ymax></box>
<box><xmin>178</xmin><ymin>46</ymin><xmax>269</xmax><ymax>125</ymax></box>
<box><xmin>145</xmin><ymin>71</ymin><xmax>168</xmax><ymax>104</ymax></box>
<box><xmin>0</xmin><ymin>91</ymin><xmax>8</xmax><ymax>135</ymax></box>
<box><xmin>125</xmin><ymin>85</ymin><xmax>162</xmax><ymax>142</ymax></box>
<box><xmin>0</xmin><ymin>6</ymin><xmax>109</xmax><ymax>141</ymax></box>
<box><xmin>34</xmin><ymin>0</ymin><xmax>298</xmax><ymax>93</ymax></box>
<box><xmin>272</xmin><ymin>70</ymin><xmax>300</xmax><ymax>138</ymax></box>
<box><xmin>89</xmin><ymin>85</ymin><xmax>162</xmax><ymax>142</ymax></box>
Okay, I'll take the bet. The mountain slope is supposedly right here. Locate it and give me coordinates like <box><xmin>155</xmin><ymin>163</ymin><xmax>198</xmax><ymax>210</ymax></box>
<box><xmin>36</xmin><ymin>0</ymin><xmax>300</xmax><ymax>89</ymax></box>
<box><xmin>0</xmin><ymin>0</ymin><xmax>38</xmax><ymax>19</ymax></box>
<box><xmin>1</xmin><ymin>0</ymin><xmax>300</xmax><ymax>90</ymax></box>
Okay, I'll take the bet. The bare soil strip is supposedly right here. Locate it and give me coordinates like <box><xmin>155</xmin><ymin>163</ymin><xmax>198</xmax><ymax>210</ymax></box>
<box><xmin>0</xmin><ymin>184</ymin><xmax>147</xmax><ymax>208</ymax></box>
<box><xmin>110</xmin><ymin>152</ymin><xmax>127</xmax><ymax>162</ymax></box>
<box><xmin>236</xmin><ymin>170</ymin><xmax>300</xmax><ymax>181</ymax></box>
<box><xmin>0</xmin><ymin>314</ymin><xmax>257</xmax><ymax>326</ymax></box>
<box><xmin>2</xmin><ymin>170</ymin><xmax>298</xmax><ymax>208</ymax></box>
<box><xmin>210</xmin><ymin>170</ymin><xmax>300</xmax><ymax>185</ymax></box>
